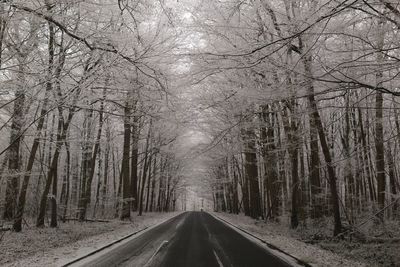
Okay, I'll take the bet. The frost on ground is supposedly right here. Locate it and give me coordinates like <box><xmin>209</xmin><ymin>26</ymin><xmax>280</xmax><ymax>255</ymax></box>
<box><xmin>212</xmin><ymin>212</ymin><xmax>368</xmax><ymax>267</ymax></box>
<box><xmin>0</xmin><ymin>212</ymin><xmax>180</xmax><ymax>267</ymax></box>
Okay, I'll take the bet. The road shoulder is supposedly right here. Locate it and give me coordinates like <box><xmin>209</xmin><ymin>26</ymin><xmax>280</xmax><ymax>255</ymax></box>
<box><xmin>210</xmin><ymin>212</ymin><xmax>366</xmax><ymax>267</ymax></box>
<box><xmin>2</xmin><ymin>212</ymin><xmax>182</xmax><ymax>267</ymax></box>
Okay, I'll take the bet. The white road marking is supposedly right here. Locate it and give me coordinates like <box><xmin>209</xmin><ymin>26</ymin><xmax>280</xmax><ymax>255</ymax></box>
<box><xmin>213</xmin><ymin>249</ymin><xmax>225</xmax><ymax>267</ymax></box>
<box><xmin>209</xmin><ymin>212</ymin><xmax>302</xmax><ymax>267</ymax></box>
<box><xmin>144</xmin><ymin>240</ymin><xmax>169</xmax><ymax>267</ymax></box>
<box><xmin>175</xmin><ymin>218</ymin><xmax>184</xmax><ymax>229</ymax></box>
<box><xmin>65</xmin><ymin>212</ymin><xmax>184</xmax><ymax>267</ymax></box>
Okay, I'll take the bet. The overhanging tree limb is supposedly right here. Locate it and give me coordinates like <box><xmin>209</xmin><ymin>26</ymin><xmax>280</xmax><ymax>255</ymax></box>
<box><xmin>9</xmin><ymin>2</ymin><xmax>170</xmax><ymax>105</ymax></box>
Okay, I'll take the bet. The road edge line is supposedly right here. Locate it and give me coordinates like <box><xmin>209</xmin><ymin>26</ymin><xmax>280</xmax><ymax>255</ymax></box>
<box><xmin>61</xmin><ymin>212</ymin><xmax>184</xmax><ymax>267</ymax></box>
<box><xmin>143</xmin><ymin>240</ymin><xmax>169</xmax><ymax>267</ymax></box>
<box><xmin>209</xmin><ymin>212</ymin><xmax>313</xmax><ymax>267</ymax></box>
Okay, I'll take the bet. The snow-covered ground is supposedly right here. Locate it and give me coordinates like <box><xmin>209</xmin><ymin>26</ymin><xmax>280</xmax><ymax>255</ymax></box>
<box><xmin>212</xmin><ymin>212</ymin><xmax>366</xmax><ymax>267</ymax></box>
<box><xmin>0</xmin><ymin>212</ymin><xmax>181</xmax><ymax>267</ymax></box>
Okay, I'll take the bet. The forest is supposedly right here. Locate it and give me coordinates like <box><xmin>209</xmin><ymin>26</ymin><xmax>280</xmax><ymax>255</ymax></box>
<box><xmin>0</xmin><ymin>0</ymin><xmax>400</xmax><ymax>266</ymax></box>
<box><xmin>0</xmin><ymin>0</ymin><xmax>187</xmax><ymax>233</ymax></box>
<box><xmin>204</xmin><ymin>0</ymin><xmax>400</xmax><ymax>233</ymax></box>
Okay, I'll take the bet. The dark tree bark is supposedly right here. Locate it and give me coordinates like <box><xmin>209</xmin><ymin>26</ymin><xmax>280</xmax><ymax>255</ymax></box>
<box><xmin>260</xmin><ymin>105</ymin><xmax>279</xmax><ymax>220</ymax></box>
<box><xmin>0</xmin><ymin>4</ymin><xmax>6</xmax><ymax>69</ymax></box>
<box><xmin>78</xmin><ymin>93</ymin><xmax>105</xmax><ymax>221</ymax></box>
<box><xmin>386</xmin><ymin>148</ymin><xmax>398</xmax><ymax>214</ymax></box>
<box><xmin>157</xmin><ymin>156</ymin><xmax>166</xmax><ymax>212</ymax></box>
<box><xmin>37</xmin><ymin>112</ymin><xmax>67</xmax><ymax>227</ymax></box>
<box><xmin>375</xmin><ymin>21</ymin><xmax>386</xmax><ymax>220</ymax></box>
<box><xmin>342</xmin><ymin>93</ymin><xmax>355</xmax><ymax>222</ymax></box>
<box><xmin>12</xmin><ymin>11</ymin><xmax>60</xmax><ymax>230</ymax></box>
<box><xmin>149</xmin><ymin>153</ymin><xmax>157</xmax><ymax>212</ymax></box>
<box><xmin>92</xmin><ymin>147</ymin><xmax>102</xmax><ymax>218</ymax></box>
<box><xmin>3</xmin><ymin>59</ymin><xmax>26</xmax><ymax>221</ymax></box>
<box><xmin>60</xmin><ymin>141</ymin><xmax>70</xmax><ymax>221</ymax></box>
<box><xmin>120</xmin><ymin>95</ymin><xmax>132</xmax><ymax>220</ymax></box>
<box><xmin>232</xmin><ymin>160</ymin><xmax>239</xmax><ymax>214</ymax></box>
<box><xmin>302</xmin><ymin>52</ymin><xmax>342</xmax><ymax>236</ymax></box>
<box><xmin>308</xmin><ymin>102</ymin><xmax>323</xmax><ymax>219</ymax></box>
<box><xmin>130</xmin><ymin>113</ymin><xmax>139</xmax><ymax>211</ymax></box>
<box><xmin>242</xmin><ymin>121</ymin><xmax>262</xmax><ymax>219</ymax></box>
<box><xmin>358</xmin><ymin>108</ymin><xmax>376</xmax><ymax>202</ymax></box>
<box><xmin>145</xmin><ymin>148</ymin><xmax>153</xmax><ymax>212</ymax></box>
<box><xmin>50</xmin><ymin>113</ymin><xmax>63</xmax><ymax>228</ymax></box>
<box><xmin>101</xmin><ymin>120</ymin><xmax>111</xmax><ymax>216</ymax></box>
<box><xmin>281</xmin><ymin>100</ymin><xmax>300</xmax><ymax>228</ymax></box>
<box><xmin>78</xmin><ymin>107</ymin><xmax>94</xmax><ymax>220</ymax></box>
<box><xmin>139</xmin><ymin>120</ymin><xmax>152</xmax><ymax>216</ymax></box>
<box><xmin>36</xmin><ymin>53</ymin><xmax>99</xmax><ymax>227</ymax></box>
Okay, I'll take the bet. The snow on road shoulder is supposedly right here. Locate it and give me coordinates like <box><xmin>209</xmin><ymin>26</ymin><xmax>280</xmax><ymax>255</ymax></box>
<box><xmin>1</xmin><ymin>212</ymin><xmax>181</xmax><ymax>267</ymax></box>
<box><xmin>211</xmin><ymin>212</ymin><xmax>366</xmax><ymax>267</ymax></box>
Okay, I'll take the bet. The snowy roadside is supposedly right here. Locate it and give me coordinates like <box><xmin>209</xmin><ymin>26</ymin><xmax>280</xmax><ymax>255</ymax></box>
<box><xmin>0</xmin><ymin>212</ymin><xmax>181</xmax><ymax>267</ymax></box>
<box><xmin>211</xmin><ymin>212</ymin><xmax>366</xmax><ymax>267</ymax></box>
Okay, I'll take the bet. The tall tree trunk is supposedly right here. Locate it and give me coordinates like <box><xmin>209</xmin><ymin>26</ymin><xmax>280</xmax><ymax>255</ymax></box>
<box><xmin>60</xmin><ymin>141</ymin><xmax>70</xmax><ymax>221</ymax></box>
<box><xmin>149</xmin><ymin>153</ymin><xmax>157</xmax><ymax>212</ymax></box>
<box><xmin>0</xmin><ymin>4</ymin><xmax>7</xmax><ymax>69</ymax></box>
<box><xmin>157</xmin><ymin>156</ymin><xmax>165</xmax><ymax>212</ymax></box>
<box><xmin>164</xmin><ymin>173</ymin><xmax>171</xmax><ymax>212</ymax></box>
<box><xmin>235</xmin><ymin>155</ymin><xmax>248</xmax><ymax>215</ymax></box>
<box><xmin>261</xmin><ymin>105</ymin><xmax>279</xmax><ymax>220</ymax></box>
<box><xmin>37</xmin><ymin>113</ymin><xmax>63</xmax><ymax>227</ymax></box>
<box><xmin>145</xmin><ymin>147</ymin><xmax>153</xmax><ymax>212</ymax></box>
<box><xmin>302</xmin><ymin>52</ymin><xmax>342</xmax><ymax>236</ymax></box>
<box><xmin>13</xmin><ymin>14</ymin><xmax>60</xmax><ymax>230</ymax></box>
<box><xmin>37</xmin><ymin>77</ymin><xmax>83</xmax><ymax>227</ymax></box>
<box><xmin>231</xmin><ymin>156</ymin><xmax>239</xmax><ymax>214</ymax></box>
<box><xmin>120</xmin><ymin>95</ymin><xmax>132</xmax><ymax>220</ymax></box>
<box><xmin>358</xmin><ymin>108</ymin><xmax>376</xmax><ymax>202</ymax></box>
<box><xmin>386</xmin><ymin>148</ymin><xmax>398</xmax><ymax>215</ymax></box>
<box><xmin>78</xmin><ymin>107</ymin><xmax>94</xmax><ymax>219</ymax></box>
<box><xmin>101</xmin><ymin>120</ymin><xmax>111</xmax><ymax>216</ymax></box>
<box><xmin>242</xmin><ymin>120</ymin><xmax>262</xmax><ymax>219</ymax></box>
<box><xmin>3</xmin><ymin>58</ymin><xmax>26</xmax><ymax>221</ymax></box>
<box><xmin>92</xmin><ymin>146</ymin><xmax>102</xmax><ymax>218</ymax></box>
<box><xmin>375</xmin><ymin>17</ymin><xmax>386</xmax><ymax>221</ymax></box>
<box><xmin>70</xmin><ymin>152</ymin><xmax>79</xmax><ymax>210</ymax></box>
<box><xmin>130</xmin><ymin>114</ymin><xmax>139</xmax><ymax>211</ymax></box>
<box><xmin>77</xmin><ymin>103</ymin><xmax>94</xmax><ymax>220</ymax></box>
<box><xmin>342</xmin><ymin>94</ymin><xmax>355</xmax><ymax>223</ymax></box>
<box><xmin>0</xmin><ymin>155</ymin><xmax>8</xmax><ymax>190</ymax></box>
<box><xmin>308</xmin><ymin>99</ymin><xmax>323</xmax><ymax>219</ymax></box>
<box><xmin>49</xmin><ymin>112</ymin><xmax>63</xmax><ymax>228</ymax></box>
<box><xmin>13</xmin><ymin>3</ymin><xmax>51</xmax><ymax>227</ymax></box>
<box><xmin>138</xmin><ymin>120</ymin><xmax>152</xmax><ymax>216</ymax></box>
<box><xmin>282</xmin><ymin>100</ymin><xmax>300</xmax><ymax>228</ymax></box>
<box><xmin>79</xmin><ymin>92</ymin><xmax>105</xmax><ymax>221</ymax></box>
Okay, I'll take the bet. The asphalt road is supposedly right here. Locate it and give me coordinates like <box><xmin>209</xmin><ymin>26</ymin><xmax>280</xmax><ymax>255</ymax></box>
<box><xmin>73</xmin><ymin>212</ymin><xmax>294</xmax><ymax>267</ymax></box>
